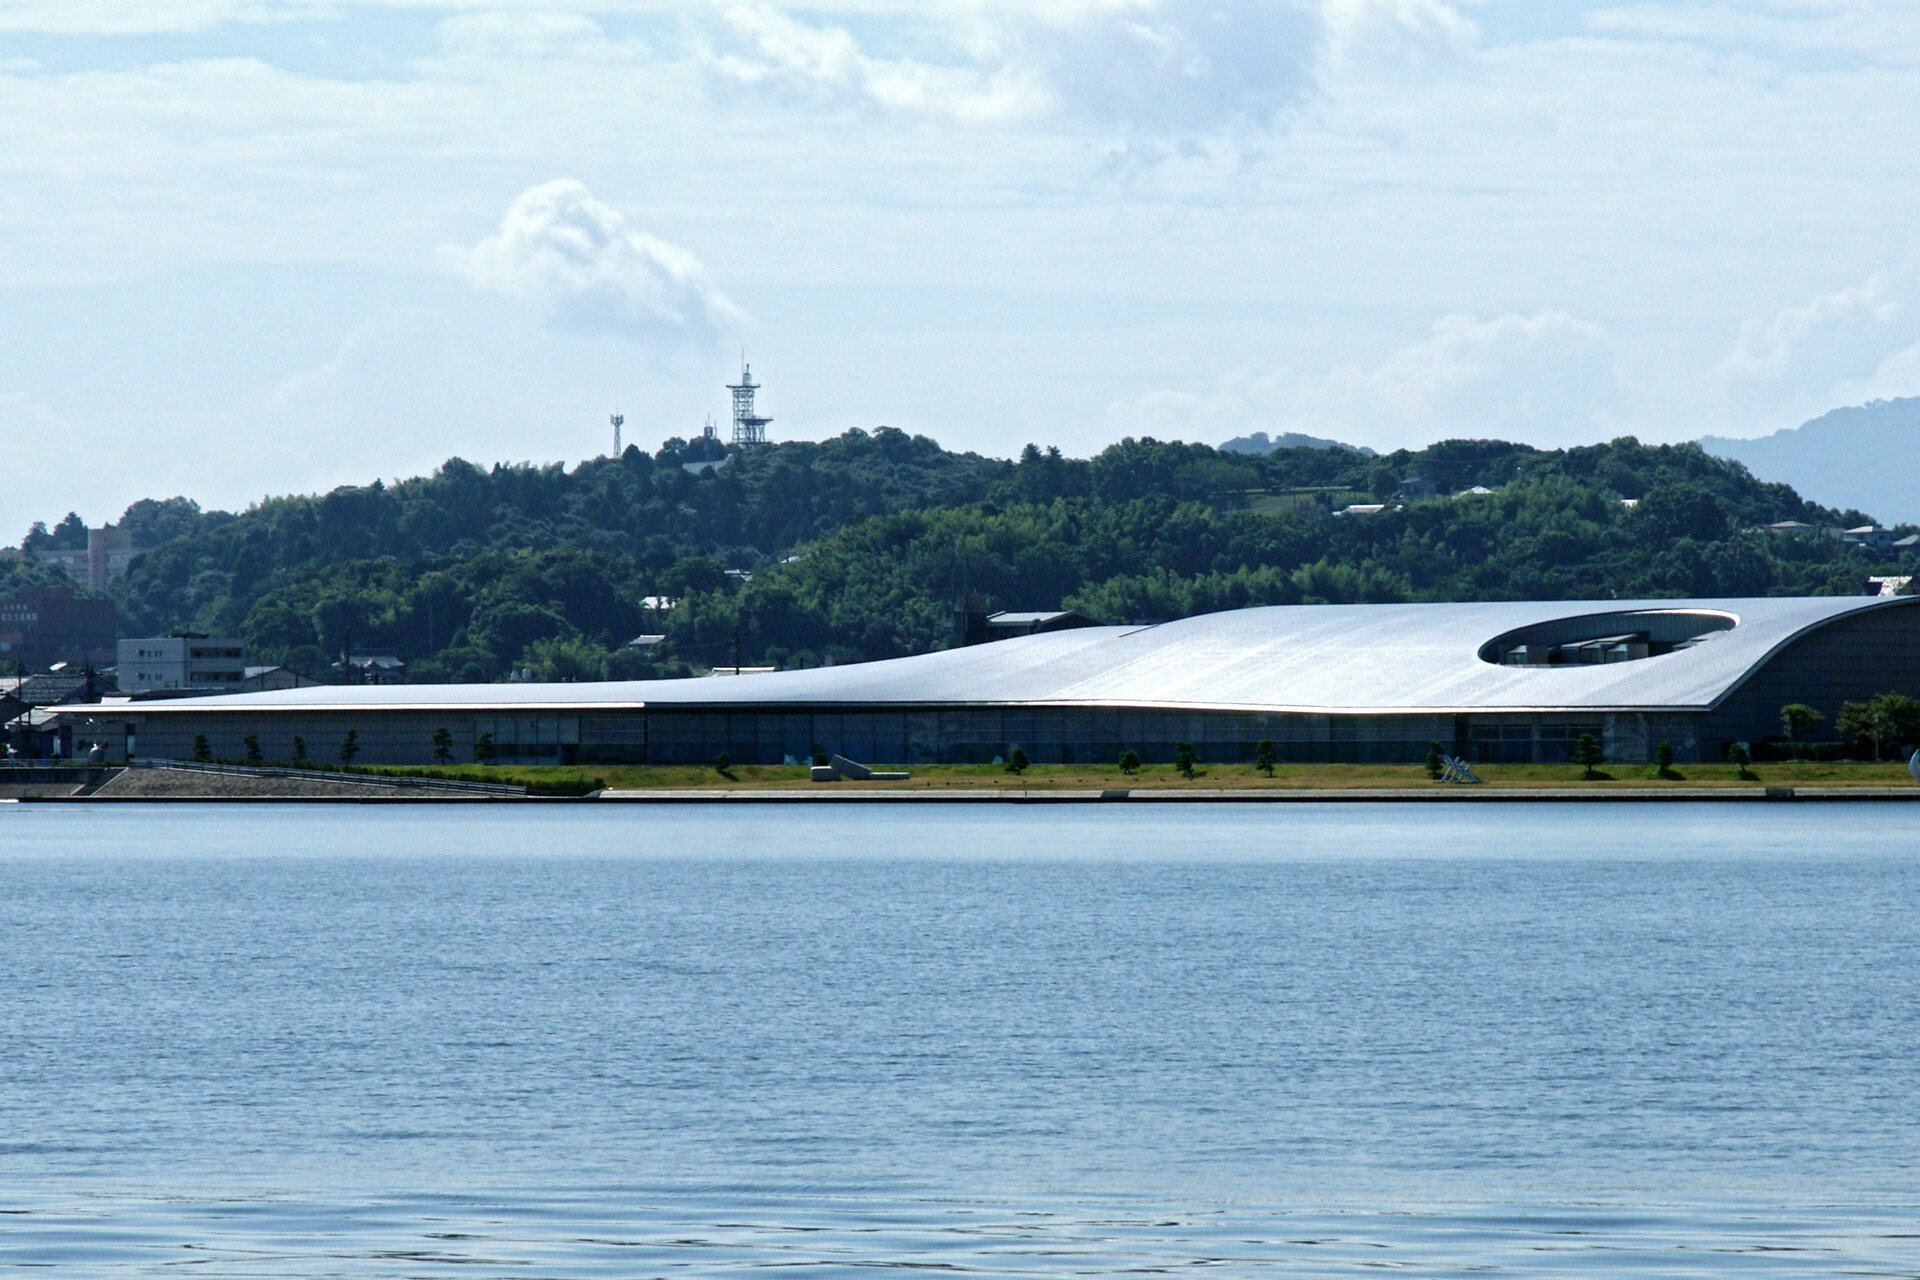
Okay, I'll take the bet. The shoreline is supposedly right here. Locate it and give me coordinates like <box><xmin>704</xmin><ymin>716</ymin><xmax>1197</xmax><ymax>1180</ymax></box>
<box><xmin>8</xmin><ymin>760</ymin><xmax>1916</xmax><ymax>802</ymax></box>
<box><xmin>23</xmin><ymin>785</ymin><xmax>1920</xmax><ymax>803</ymax></box>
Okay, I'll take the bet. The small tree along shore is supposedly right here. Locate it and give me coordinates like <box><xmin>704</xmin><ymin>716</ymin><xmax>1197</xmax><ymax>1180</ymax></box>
<box><xmin>1573</xmin><ymin>733</ymin><xmax>1606</xmax><ymax>780</ymax></box>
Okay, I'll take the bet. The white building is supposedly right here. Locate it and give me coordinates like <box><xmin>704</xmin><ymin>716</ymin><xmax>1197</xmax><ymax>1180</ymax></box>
<box><xmin>116</xmin><ymin>635</ymin><xmax>246</xmax><ymax>693</ymax></box>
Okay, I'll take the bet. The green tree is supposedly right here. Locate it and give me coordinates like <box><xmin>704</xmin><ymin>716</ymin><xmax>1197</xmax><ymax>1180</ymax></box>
<box><xmin>1424</xmin><ymin>740</ymin><xmax>1445</xmax><ymax>780</ymax></box>
<box><xmin>1780</xmin><ymin>703</ymin><xmax>1826</xmax><ymax>741</ymax></box>
<box><xmin>1118</xmin><ymin>749</ymin><xmax>1140</xmax><ymax>775</ymax></box>
<box><xmin>1174</xmin><ymin>740</ymin><xmax>1197</xmax><ymax>778</ymax></box>
<box><xmin>1655</xmin><ymin>739</ymin><xmax>1678</xmax><ymax>779</ymax></box>
<box><xmin>291</xmin><ymin>735</ymin><xmax>307</xmax><ymax>763</ymax></box>
<box><xmin>1837</xmin><ymin>693</ymin><xmax>1920</xmax><ymax>761</ymax></box>
<box><xmin>1727</xmin><ymin>740</ymin><xmax>1755</xmax><ymax>780</ymax></box>
<box><xmin>474</xmin><ymin>731</ymin><xmax>496</xmax><ymax>765</ymax></box>
<box><xmin>1256</xmin><ymin>738</ymin><xmax>1277</xmax><ymax>777</ymax></box>
<box><xmin>243</xmin><ymin>734</ymin><xmax>262</xmax><ymax>763</ymax></box>
<box><xmin>337</xmin><ymin>729</ymin><xmax>360</xmax><ymax>765</ymax></box>
<box><xmin>715</xmin><ymin>751</ymin><xmax>732</xmax><ymax>773</ymax></box>
<box><xmin>1007</xmin><ymin>746</ymin><xmax>1029</xmax><ymax>774</ymax></box>
<box><xmin>431</xmin><ymin>727</ymin><xmax>454</xmax><ymax>764</ymax></box>
<box><xmin>191</xmin><ymin>733</ymin><xmax>212</xmax><ymax>762</ymax></box>
<box><xmin>1573</xmin><ymin>732</ymin><xmax>1606</xmax><ymax>780</ymax></box>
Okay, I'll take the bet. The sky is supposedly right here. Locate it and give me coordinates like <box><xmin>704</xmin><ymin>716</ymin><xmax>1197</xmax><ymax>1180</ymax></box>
<box><xmin>3</xmin><ymin>0</ymin><xmax>1920</xmax><ymax>537</ymax></box>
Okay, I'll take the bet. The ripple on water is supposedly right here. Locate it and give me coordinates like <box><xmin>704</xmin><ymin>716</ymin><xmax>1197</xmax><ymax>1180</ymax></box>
<box><xmin>2</xmin><ymin>1191</ymin><xmax>1919</xmax><ymax>1277</ymax></box>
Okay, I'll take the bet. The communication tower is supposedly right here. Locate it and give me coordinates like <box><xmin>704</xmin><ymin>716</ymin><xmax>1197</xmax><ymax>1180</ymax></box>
<box><xmin>727</xmin><ymin>357</ymin><xmax>772</xmax><ymax>448</ymax></box>
<box><xmin>610</xmin><ymin>411</ymin><xmax>623</xmax><ymax>455</ymax></box>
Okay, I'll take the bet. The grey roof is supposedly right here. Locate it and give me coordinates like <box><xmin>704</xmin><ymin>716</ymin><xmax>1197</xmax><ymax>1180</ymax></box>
<box><xmin>122</xmin><ymin>596</ymin><xmax>1919</xmax><ymax>718</ymax></box>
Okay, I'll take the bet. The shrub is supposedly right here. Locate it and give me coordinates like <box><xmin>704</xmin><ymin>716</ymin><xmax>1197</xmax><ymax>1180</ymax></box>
<box><xmin>1655</xmin><ymin>739</ymin><xmax>1678</xmax><ymax>779</ymax></box>
<box><xmin>431</xmin><ymin>727</ymin><xmax>454</xmax><ymax>764</ymax></box>
<box><xmin>715</xmin><ymin>751</ymin><xmax>732</xmax><ymax>773</ymax></box>
<box><xmin>526</xmin><ymin>776</ymin><xmax>605</xmax><ymax>797</ymax></box>
<box><xmin>1573</xmin><ymin>733</ymin><xmax>1606</xmax><ymax>780</ymax></box>
<box><xmin>1780</xmin><ymin>703</ymin><xmax>1825</xmax><ymax>741</ymax></box>
<box><xmin>1174</xmin><ymin>741</ymin><xmax>1196</xmax><ymax>778</ymax></box>
<box><xmin>243</xmin><ymin>734</ymin><xmax>262</xmax><ymax>763</ymax></box>
<box><xmin>1424</xmin><ymin>741</ymin><xmax>1444</xmax><ymax>780</ymax></box>
<box><xmin>1007</xmin><ymin>746</ymin><xmax>1029</xmax><ymax>774</ymax></box>
<box><xmin>191</xmin><ymin>733</ymin><xmax>212</xmax><ymax>763</ymax></box>
<box><xmin>474</xmin><ymin>731</ymin><xmax>496</xmax><ymax>765</ymax></box>
<box><xmin>1118</xmin><ymin>749</ymin><xmax>1140</xmax><ymax>775</ymax></box>
<box><xmin>337</xmin><ymin>729</ymin><xmax>360</xmax><ymax>765</ymax></box>
<box><xmin>1256</xmin><ymin>738</ymin><xmax>1277</xmax><ymax>777</ymax></box>
<box><xmin>1837</xmin><ymin>693</ymin><xmax>1920</xmax><ymax>761</ymax></box>
<box><xmin>291</xmin><ymin>735</ymin><xmax>307</xmax><ymax>763</ymax></box>
<box><xmin>1727</xmin><ymin>741</ymin><xmax>1755</xmax><ymax>780</ymax></box>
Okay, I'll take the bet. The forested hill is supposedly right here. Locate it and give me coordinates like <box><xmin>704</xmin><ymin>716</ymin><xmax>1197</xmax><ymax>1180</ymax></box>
<box><xmin>23</xmin><ymin>429</ymin><xmax>1915</xmax><ymax>684</ymax></box>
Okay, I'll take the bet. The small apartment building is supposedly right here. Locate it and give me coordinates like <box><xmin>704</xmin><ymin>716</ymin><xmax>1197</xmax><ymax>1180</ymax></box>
<box><xmin>117</xmin><ymin>635</ymin><xmax>246</xmax><ymax>693</ymax></box>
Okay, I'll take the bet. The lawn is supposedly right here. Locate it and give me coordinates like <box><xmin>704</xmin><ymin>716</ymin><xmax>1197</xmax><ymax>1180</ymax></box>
<box><xmin>351</xmin><ymin>759</ymin><xmax>1920</xmax><ymax>791</ymax></box>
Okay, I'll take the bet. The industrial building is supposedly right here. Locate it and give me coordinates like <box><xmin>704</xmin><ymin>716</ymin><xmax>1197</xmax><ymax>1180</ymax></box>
<box><xmin>56</xmin><ymin>595</ymin><xmax>1920</xmax><ymax>767</ymax></box>
<box><xmin>0</xmin><ymin>586</ymin><xmax>118</xmax><ymax>668</ymax></box>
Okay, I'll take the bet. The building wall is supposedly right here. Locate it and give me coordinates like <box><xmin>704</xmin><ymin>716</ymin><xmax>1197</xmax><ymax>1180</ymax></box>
<box><xmin>86</xmin><ymin>704</ymin><xmax>1696</xmax><ymax>768</ymax></box>
<box><xmin>0</xmin><ymin>587</ymin><xmax>117</xmax><ymax>667</ymax></box>
<box><xmin>117</xmin><ymin>637</ymin><xmax>247</xmax><ymax>692</ymax></box>
<box><xmin>1699</xmin><ymin>605</ymin><xmax>1920</xmax><ymax>754</ymax></box>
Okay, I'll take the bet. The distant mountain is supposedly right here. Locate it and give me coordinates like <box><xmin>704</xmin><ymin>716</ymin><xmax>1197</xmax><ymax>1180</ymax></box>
<box><xmin>1702</xmin><ymin>398</ymin><xmax>1920</xmax><ymax>525</ymax></box>
<box><xmin>1220</xmin><ymin>431</ymin><xmax>1376</xmax><ymax>457</ymax></box>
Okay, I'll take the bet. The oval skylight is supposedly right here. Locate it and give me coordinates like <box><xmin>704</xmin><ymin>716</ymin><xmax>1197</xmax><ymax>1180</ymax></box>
<box><xmin>1479</xmin><ymin>609</ymin><xmax>1736</xmax><ymax>668</ymax></box>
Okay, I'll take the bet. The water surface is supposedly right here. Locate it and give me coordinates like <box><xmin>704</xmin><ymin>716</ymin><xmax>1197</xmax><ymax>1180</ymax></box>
<box><xmin>3</xmin><ymin>802</ymin><xmax>1917</xmax><ymax>1275</ymax></box>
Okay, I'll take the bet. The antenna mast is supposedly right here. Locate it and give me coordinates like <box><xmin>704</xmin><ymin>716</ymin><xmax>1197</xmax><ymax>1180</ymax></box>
<box><xmin>610</xmin><ymin>411</ymin><xmax>624</xmax><ymax>456</ymax></box>
<box><xmin>726</xmin><ymin>356</ymin><xmax>772</xmax><ymax>448</ymax></box>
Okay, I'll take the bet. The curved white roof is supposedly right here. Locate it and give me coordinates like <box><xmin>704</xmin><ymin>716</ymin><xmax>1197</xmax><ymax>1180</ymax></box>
<box><xmin>136</xmin><ymin>595</ymin><xmax>1920</xmax><ymax>717</ymax></box>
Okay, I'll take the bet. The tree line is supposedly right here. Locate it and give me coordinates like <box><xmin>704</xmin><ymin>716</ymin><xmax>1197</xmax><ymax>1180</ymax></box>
<box><xmin>7</xmin><ymin>430</ymin><xmax>1912</xmax><ymax>690</ymax></box>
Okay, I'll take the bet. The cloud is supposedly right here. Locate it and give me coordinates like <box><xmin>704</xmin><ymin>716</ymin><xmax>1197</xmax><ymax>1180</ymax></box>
<box><xmin>0</xmin><ymin>1</ymin><xmax>259</xmax><ymax>35</ymax></box>
<box><xmin>998</xmin><ymin>0</ymin><xmax>1323</xmax><ymax>131</ymax></box>
<box><xmin>705</xmin><ymin>0</ymin><xmax>1324</xmax><ymax>132</ymax></box>
<box><xmin>446</xmin><ymin>180</ymin><xmax>745</xmax><ymax>346</ymax></box>
<box><xmin>1717</xmin><ymin>278</ymin><xmax>1903</xmax><ymax>382</ymax></box>
<box><xmin>707</xmin><ymin>2</ymin><xmax>1035</xmax><ymax>121</ymax></box>
<box><xmin>1108</xmin><ymin>311</ymin><xmax>1619</xmax><ymax>450</ymax></box>
<box><xmin>1321</xmin><ymin>0</ymin><xmax>1476</xmax><ymax>74</ymax></box>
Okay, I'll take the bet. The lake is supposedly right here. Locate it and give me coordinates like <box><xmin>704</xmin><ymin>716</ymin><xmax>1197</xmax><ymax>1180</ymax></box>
<box><xmin>2</xmin><ymin>801</ymin><xmax>1918</xmax><ymax>1275</ymax></box>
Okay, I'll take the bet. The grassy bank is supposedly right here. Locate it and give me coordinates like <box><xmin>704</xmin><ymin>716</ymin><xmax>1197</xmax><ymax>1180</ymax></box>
<box><xmin>345</xmin><ymin>760</ymin><xmax>1920</xmax><ymax>791</ymax></box>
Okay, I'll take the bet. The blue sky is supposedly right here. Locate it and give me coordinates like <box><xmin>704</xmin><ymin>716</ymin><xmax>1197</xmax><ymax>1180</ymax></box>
<box><xmin>2</xmin><ymin>0</ymin><xmax>1919</xmax><ymax>536</ymax></box>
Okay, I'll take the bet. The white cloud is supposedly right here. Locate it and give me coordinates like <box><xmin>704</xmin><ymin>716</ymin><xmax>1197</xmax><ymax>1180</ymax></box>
<box><xmin>704</xmin><ymin>0</ymin><xmax>1325</xmax><ymax>131</ymax></box>
<box><xmin>998</xmin><ymin>0</ymin><xmax>1323</xmax><ymax>130</ymax></box>
<box><xmin>446</xmin><ymin>179</ymin><xmax>745</xmax><ymax>346</ymax></box>
<box><xmin>1716</xmin><ymin>278</ymin><xmax>1903</xmax><ymax>382</ymax></box>
<box><xmin>1322</xmin><ymin>0</ymin><xmax>1475</xmax><ymax>74</ymax></box>
<box><xmin>1830</xmin><ymin>336</ymin><xmax>1920</xmax><ymax>407</ymax></box>
<box><xmin>707</xmin><ymin>2</ymin><xmax>1037</xmax><ymax>121</ymax></box>
<box><xmin>1109</xmin><ymin>311</ymin><xmax>1619</xmax><ymax>450</ymax></box>
<box><xmin>0</xmin><ymin>1</ymin><xmax>260</xmax><ymax>34</ymax></box>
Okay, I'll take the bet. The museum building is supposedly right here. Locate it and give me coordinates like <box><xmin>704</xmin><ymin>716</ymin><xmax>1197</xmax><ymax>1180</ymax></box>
<box><xmin>58</xmin><ymin>596</ymin><xmax>1920</xmax><ymax>768</ymax></box>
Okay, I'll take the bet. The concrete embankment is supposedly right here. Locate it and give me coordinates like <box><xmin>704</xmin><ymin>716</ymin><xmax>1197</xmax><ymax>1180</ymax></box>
<box><xmin>90</xmin><ymin>768</ymin><xmax>443</xmax><ymax>799</ymax></box>
<box><xmin>597</xmin><ymin>785</ymin><xmax>1920</xmax><ymax>802</ymax></box>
